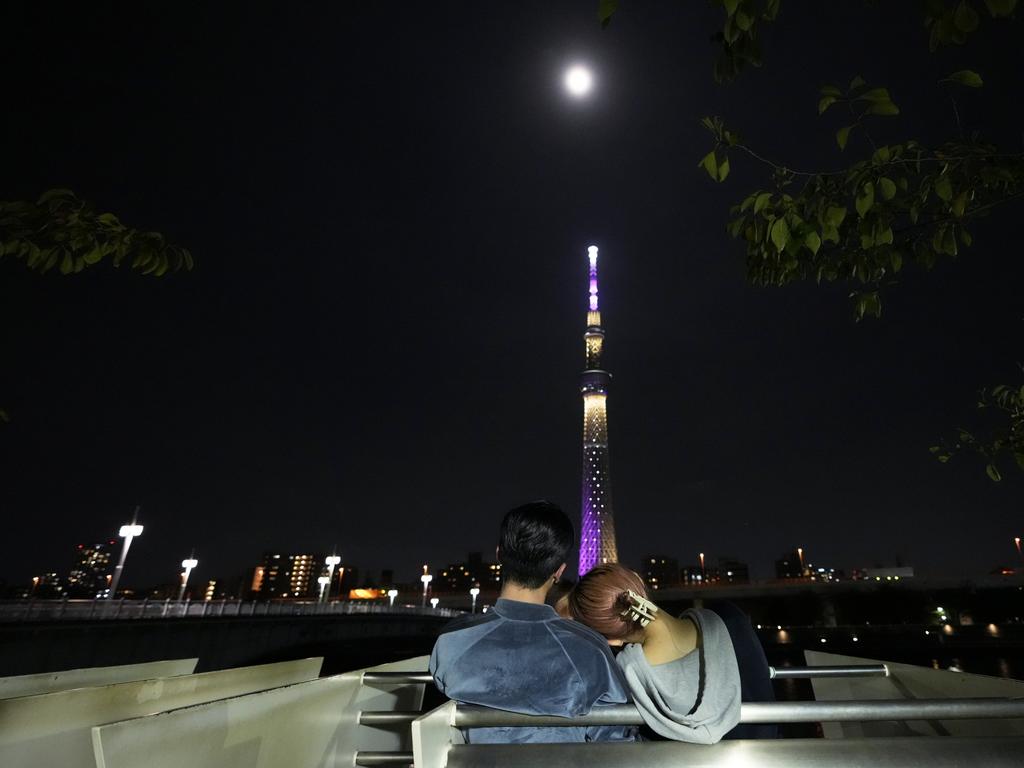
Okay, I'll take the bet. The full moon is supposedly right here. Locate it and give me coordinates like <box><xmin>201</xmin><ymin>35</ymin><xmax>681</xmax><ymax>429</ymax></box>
<box><xmin>564</xmin><ymin>65</ymin><xmax>593</xmax><ymax>97</ymax></box>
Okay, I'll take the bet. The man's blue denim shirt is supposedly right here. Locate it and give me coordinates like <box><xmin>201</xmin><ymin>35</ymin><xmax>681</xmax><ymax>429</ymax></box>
<box><xmin>429</xmin><ymin>597</ymin><xmax>635</xmax><ymax>743</ymax></box>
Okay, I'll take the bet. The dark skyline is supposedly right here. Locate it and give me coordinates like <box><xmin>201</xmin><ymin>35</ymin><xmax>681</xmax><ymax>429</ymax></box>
<box><xmin>1</xmin><ymin>2</ymin><xmax>1021</xmax><ymax>590</ymax></box>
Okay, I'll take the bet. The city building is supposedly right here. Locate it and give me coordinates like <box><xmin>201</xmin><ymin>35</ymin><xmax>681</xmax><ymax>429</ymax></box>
<box><xmin>808</xmin><ymin>564</ymin><xmax>844</xmax><ymax>582</ymax></box>
<box><xmin>643</xmin><ymin>556</ymin><xmax>680</xmax><ymax>591</ymax></box>
<box><xmin>66</xmin><ymin>540</ymin><xmax>117</xmax><ymax>597</ymax></box>
<box><xmin>775</xmin><ymin>550</ymin><xmax>808</xmax><ymax>580</ymax></box>
<box><xmin>25</xmin><ymin>572</ymin><xmax>63</xmax><ymax>599</ymax></box>
<box><xmin>856</xmin><ymin>566</ymin><xmax>914</xmax><ymax>582</ymax></box>
<box><xmin>579</xmin><ymin>245</ymin><xmax>619</xmax><ymax>575</ymax></box>
<box><xmin>252</xmin><ymin>552</ymin><xmax>327</xmax><ymax>599</ymax></box>
<box><xmin>681</xmin><ymin>564</ymin><xmax>705</xmax><ymax>585</ymax></box>
<box><xmin>717</xmin><ymin>556</ymin><xmax>750</xmax><ymax>584</ymax></box>
<box><xmin>438</xmin><ymin>553</ymin><xmax>502</xmax><ymax>592</ymax></box>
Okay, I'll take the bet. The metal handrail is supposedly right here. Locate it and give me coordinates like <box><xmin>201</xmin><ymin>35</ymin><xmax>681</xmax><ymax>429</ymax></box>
<box><xmin>769</xmin><ymin>663</ymin><xmax>887</xmax><ymax>679</ymax></box>
<box><xmin>360</xmin><ymin>698</ymin><xmax>1024</xmax><ymax>727</ymax></box>
<box><xmin>362</xmin><ymin>671</ymin><xmax>434</xmax><ymax>684</ymax></box>
<box><xmin>360</xmin><ymin>664</ymin><xmax>887</xmax><ymax>687</ymax></box>
<box><xmin>353</xmin><ymin>750</ymin><xmax>414</xmax><ymax>766</ymax></box>
<box><xmin>448</xmin><ymin>698</ymin><xmax>1024</xmax><ymax>726</ymax></box>
<box><xmin>443</xmin><ymin>737</ymin><xmax>1024</xmax><ymax>768</ymax></box>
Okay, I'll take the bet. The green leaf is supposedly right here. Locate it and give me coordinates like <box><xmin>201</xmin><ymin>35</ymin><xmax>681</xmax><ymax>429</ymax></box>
<box><xmin>820</xmin><ymin>85</ymin><xmax>842</xmax><ymax>97</ymax></box>
<box><xmin>804</xmin><ymin>230</ymin><xmax>822</xmax><ymax>255</ymax></box>
<box><xmin>948</xmin><ymin>69</ymin><xmax>983</xmax><ymax>87</ymax></box>
<box><xmin>849</xmin><ymin>75</ymin><xmax>866</xmax><ymax>90</ymax></box>
<box><xmin>753</xmin><ymin>192</ymin><xmax>772</xmax><ymax>214</ymax></box>
<box><xmin>770</xmin><ymin>217</ymin><xmax>791</xmax><ymax>252</ymax></box>
<box><xmin>598</xmin><ymin>0</ymin><xmax>618</xmax><ymax>27</ymax></box>
<box><xmin>876</xmin><ymin>225</ymin><xmax>894</xmax><ymax>245</ymax></box>
<box><xmin>825</xmin><ymin>205</ymin><xmax>847</xmax><ymax>227</ymax></box>
<box><xmin>818</xmin><ymin>96</ymin><xmax>837</xmax><ymax>114</ymax></box>
<box><xmin>699</xmin><ymin>150</ymin><xmax>719</xmax><ymax>180</ymax></box>
<box><xmin>855</xmin><ymin>182</ymin><xmax>875</xmax><ymax>218</ymax></box>
<box><xmin>890</xmin><ymin>251</ymin><xmax>903</xmax><ymax>272</ymax></box>
<box><xmin>723</xmin><ymin>0</ymin><xmax>741</xmax><ymax>15</ymax></box>
<box><xmin>38</xmin><ymin>189</ymin><xmax>75</xmax><ymax>204</ymax></box>
<box><xmin>83</xmin><ymin>247</ymin><xmax>103</xmax><ymax>265</ymax></box>
<box><xmin>836</xmin><ymin>125</ymin><xmax>852</xmax><ymax>150</ymax></box>
<box><xmin>986</xmin><ymin>463</ymin><xmax>1003</xmax><ymax>482</ymax></box>
<box><xmin>952</xmin><ymin>190</ymin><xmax>969</xmax><ymax>217</ymax></box>
<box><xmin>934</xmin><ymin>175</ymin><xmax>953</xmax><ymax>201</ymax></box>
<box><xmin>872</xmin><ymin>145</ymin><xmax>891</xmax><ymax>164</ymax></box>
<box><xmin>717</xmin><ymin>154</ymin><xmax>731</xmax><ymax>182</ymax></box>
<box><xmin>866</xmin><ymin>101</ymin><xmax>900</xmax><ymax>116</ymax></box>
<box><xmin>857</xmin><ymin>87</ymin><xmax>892</xmax><ymax>102</ymax></box>
<box><xmin>954</xmin><ymin>1</ymin><xmax>980</xmax><ymax>31</ymax></box>
<box><xmin>984</xmin><ymin>0</ymin><xmax>1018</xmax><ymax>17</ymax></box>
<box><xmin>878</xmin><ymin>177</ymin><xmax>897</xmax><ymax>200</ymax></box>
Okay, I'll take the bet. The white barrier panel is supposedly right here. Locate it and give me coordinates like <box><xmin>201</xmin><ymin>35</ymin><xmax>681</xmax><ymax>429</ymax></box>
<box><xmin>92</xmin><ymin>656</ymin><xmax>428</xmax><ymax>768</ymax></box>
<box><xmin>805</xmin><ymin>650</ymin><xmax>1024</xmax><ymax>738</ymax></box>
<box><xmin>0</xmin><ymin>658</ymin><xmax>198</xmax><ymax>700</ymax></box>
<box><xmin>0</xmin><ymin>657</ymin><xmax>322</xmax><ymax>768</ymax></box>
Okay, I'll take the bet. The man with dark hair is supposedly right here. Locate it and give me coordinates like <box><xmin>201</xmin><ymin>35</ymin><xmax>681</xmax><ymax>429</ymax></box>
<box><xmin>430</xmin><ymin>501</ymin><xmax>634</xmax><ymax>743</ymax></box>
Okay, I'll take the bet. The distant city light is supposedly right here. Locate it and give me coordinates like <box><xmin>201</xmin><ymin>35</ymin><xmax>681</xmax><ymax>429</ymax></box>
<box><xmin>178</xmin><ymin>555</ymin><xmax>199</xmax><ymax>602</ymax></box>
<box><xmin>564</xmin><ymin>65</ymin><xmax>593</xmax><ymax>97</ymax></box>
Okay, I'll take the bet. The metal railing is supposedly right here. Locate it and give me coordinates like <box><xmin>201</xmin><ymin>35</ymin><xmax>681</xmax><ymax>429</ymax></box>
<box><xmin>451</xmin><ymin>698</ymin><xmax>1024</xmax><ymax>726</ymax></box>
<box><xmin>770</xmin><ymin>663</ymin><xmax>887</xmax><ymax>679</ymax></box>
<box><xmin>360</xmin><ymin>664</ymin><xmax>887</xmax><ymax>688</ymax></box>
<box><xmin>0</xmin><ymin>598</ymin><xmax>461</xmax><ymax>622</ymax></box>
<box><xmin>437</xmin><ymin>738</ymin><xmax>1024</xmax><ymax>768</ymax></box>
<box><xmin>357</xmin><ymin>697</ymin><xmax>1024</xmax><ymax>728</ymax></box>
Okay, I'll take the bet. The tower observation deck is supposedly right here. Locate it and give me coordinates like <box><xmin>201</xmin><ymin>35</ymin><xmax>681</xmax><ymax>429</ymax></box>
<box><xmin>578</xmin><ymin>245</ymin><xmax>618</xmax><ymax>576</ymax></box>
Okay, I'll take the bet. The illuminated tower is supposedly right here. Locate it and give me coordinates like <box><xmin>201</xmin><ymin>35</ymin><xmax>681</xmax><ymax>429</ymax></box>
<box><xmin>579</xmin><ymin>245</ymin><xmax>619</xmax><ymax>576</ymax></box>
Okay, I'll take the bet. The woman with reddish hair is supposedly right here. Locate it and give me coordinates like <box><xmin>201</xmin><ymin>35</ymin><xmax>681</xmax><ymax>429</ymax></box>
<box><xmin>561</xmin><ymin>563</ymin><xmax>743</xmax><ymax>743</ymax></box>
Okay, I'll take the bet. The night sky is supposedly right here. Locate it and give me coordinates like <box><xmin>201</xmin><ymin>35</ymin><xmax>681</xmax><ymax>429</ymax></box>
<box><xmin>2</xmin><ymin>2</ymin><xmax>1021</xmax><ymax>590</ymax></box>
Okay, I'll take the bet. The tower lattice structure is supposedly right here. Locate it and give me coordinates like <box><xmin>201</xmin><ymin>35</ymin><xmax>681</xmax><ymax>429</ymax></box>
<box><xmin>578</xmin><ymin>245</ymin><xmax>619</xmax><ymax>576</ymax></box>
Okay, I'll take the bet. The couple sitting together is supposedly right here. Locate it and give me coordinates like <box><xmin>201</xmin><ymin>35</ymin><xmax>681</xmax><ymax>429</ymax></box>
<box><xmin>430</xmin><ymin>501</ymin><xmax>776</xmax><ymax>743</ymax></box>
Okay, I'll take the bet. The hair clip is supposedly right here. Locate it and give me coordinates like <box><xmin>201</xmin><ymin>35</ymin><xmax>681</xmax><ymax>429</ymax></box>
<box><xmin>620</xmin><ymin>589</ymin><xmax>658</xmax><ymax>627</ymax></box>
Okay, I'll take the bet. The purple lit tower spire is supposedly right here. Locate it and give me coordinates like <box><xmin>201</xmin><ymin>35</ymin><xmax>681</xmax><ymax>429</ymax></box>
<box><xmin>578</xmin><ymin>245</ymin><xmax>619</xmax><ymax>576</ymax></box>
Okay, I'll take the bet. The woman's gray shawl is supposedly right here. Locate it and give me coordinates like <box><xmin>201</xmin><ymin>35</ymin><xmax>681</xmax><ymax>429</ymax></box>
<box><xmin>616</xmin><ymin>608</ymin><xmax>741</xmax><ymax>743</ymax></box>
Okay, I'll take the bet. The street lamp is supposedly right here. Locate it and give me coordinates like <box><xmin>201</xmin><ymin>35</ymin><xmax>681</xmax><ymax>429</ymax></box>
<box><xmin>317</xmin><ymin>576</ymin><xmax>331</xmax><ymax>602</ymax></box>
<box><xmin>387</xmin><ymin>588</ymin><xmax>398</xmax><ymax>608</ymax></box>
<box><xmin>1015</xmin><ymin>537</ymin><xmax>1022</xmax><ymax>567</ymax></box>
<box><xmin>109</xmin><ymin>508</ymin><xmax>143</xmax><ymax>599</ymax></box>
<box><xmin>469</xmin><ymin>586</ymin><xmax>480</xmax><ymax>613</ymax></box>
<box><xmin>797</xmin><ymin>547</ymin><xmax>805</xmax><ymax>575</ymax></box>
<box><xmin>324</xmin><ymin>554</ymin><xmax>341</xmax><ymax>603</ymax></box>
<box><xmin>698</xmin><ymin>552</ymin><xmax>705</xmax><ymax>581</ymax></box>
<box><xmin>178</xmin><ymin>554</ymin><xmax>199</xmax><ymax>602</ymax></box>
<box><xmin>430</xmin><ymin>597</ymin><xmax>439</xmax><ymax>610</ymax></box>
<box><xmin>420</xmin><ymin>564</ymin><xmax>433</xmax><ymax>608</ymax></box>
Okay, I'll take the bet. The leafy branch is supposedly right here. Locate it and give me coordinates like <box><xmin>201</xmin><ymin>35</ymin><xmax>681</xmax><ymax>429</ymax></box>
<box><xmin>931</xmin><ymin>378</ymin><xmax>1024</xmax><ymax>482</ymax></box>
<box><xmin>0</xmin><ymin>189</ymin><xmax>193</xmax><ymax>277</ymax></box>
<box><xmin>701</xmin><ymin>80</ymin><xmax>1024</xmax><ymax>320</ymax></box>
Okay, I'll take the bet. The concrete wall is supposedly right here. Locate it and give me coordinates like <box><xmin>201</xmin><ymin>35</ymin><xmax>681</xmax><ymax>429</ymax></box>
<box><xmin>0</xmin><ymin>613</ymin><xmax>448</xmax><ymax>676</ymax></box>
